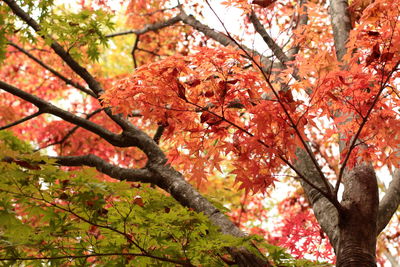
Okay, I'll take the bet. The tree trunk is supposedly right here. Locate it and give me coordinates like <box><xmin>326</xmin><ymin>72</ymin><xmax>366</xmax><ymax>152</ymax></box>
<box><xmin>336</xmin><ymin>164</ymin><xmax>379</xmax><ymax>266</ymax></box>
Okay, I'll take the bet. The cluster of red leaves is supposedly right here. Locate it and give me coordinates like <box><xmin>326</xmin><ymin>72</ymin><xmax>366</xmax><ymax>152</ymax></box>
<box><xmin>269</xmin><ymin>190</ymin><xmax>335</xmax><ymax>262</ymax></box>
<box><xmin>104</xmin><ymin>0</ymin><xmax>400</xmax><ymax>194</ymax></box>
<box><xmin>102</xmin><ymin>46</ymin><xmax>304</xmax><ymax>192</ymax></box>
<box><xmin>125</xmin><ymin>0</ymin><xmax>194</xmax><ymax>66</ymax></box>
<box><xmin>0</xmin><ymin>42</ymin><xmax>147</xmax><ymax>169</ymax></box>
<box><xmin>0</xmin><ymin>41</ymin><xmax>79</xmax><ymax>140</ymax></box>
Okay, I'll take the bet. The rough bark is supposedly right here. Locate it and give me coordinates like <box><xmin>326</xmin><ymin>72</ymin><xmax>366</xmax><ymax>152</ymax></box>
<box><xmin>336</xmin><ymin>164</ymin><xmax>379</xmax><ymax>266</ymax></box>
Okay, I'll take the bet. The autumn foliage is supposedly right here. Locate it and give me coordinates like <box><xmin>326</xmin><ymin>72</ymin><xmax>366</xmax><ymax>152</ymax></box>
<box><xmin>1</xmin><ymin>0</ymin><xmax>400</xmax><ymax>265</ymax></box>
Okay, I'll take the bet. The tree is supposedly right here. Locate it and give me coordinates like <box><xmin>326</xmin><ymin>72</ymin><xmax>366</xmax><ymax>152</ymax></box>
<box><xmin>0</xmin><ymin>0</ymin><xmax>400</xmax><ymax>266</ymax></box>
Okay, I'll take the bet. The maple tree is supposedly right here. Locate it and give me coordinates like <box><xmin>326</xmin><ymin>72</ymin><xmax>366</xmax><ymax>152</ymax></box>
<box><xmin>1</xmin><ymin>0</ymin><xmax>400</xmax><ymax>266</ymax></box>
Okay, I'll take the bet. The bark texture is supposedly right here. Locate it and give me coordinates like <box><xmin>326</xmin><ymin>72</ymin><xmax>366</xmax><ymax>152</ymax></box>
<box><xmin>336</xmin><ymin>164</ymin><xmax>379</xmax><ymax>266</ymax></box>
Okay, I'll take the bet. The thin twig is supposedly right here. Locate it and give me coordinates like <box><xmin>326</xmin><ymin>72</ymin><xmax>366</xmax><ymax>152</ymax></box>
<box><xmin>8</xmin><ymin>42</ymin><xmax>96</xmax><ymax>97</ymax></box>
<box><xmin>153</xmin><ymin>125</ymin><xmax>165</xmax><ymax>144</ymax></box>
<box><xmin>36</xmin><ymin>109</ymin><xmax>104</xmax><ymax>151</ymax></box>
<box><xmin>131</xmin><ymin>35</ymin><xmax>140</xmax><ymax>69</ymax></box>
<box><xmin>0</xmin><ymin>111</ymin><xmax>43</xmax><ymax>130</ymax></box>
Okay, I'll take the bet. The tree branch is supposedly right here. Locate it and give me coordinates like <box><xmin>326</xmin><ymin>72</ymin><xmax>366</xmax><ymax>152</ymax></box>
<box><xmin>8</xmin><ymin>42</ymin><xmax>96</xmax><ymax>97</ymax></box>
<box><xmin>178</xmin><ymin>10</ymin><xmax>279</xmax><ymax>72</ymax></box>
<box><xmin>377</xmin><ymin>169</ymin><xmax>400</xmax><ymax>234</ymax></box>
<box><xmin>335</xmin><ymin>61</ymin><xmax>400</xmax><ymax>195</ymax></box>
<box><xmin>0</xmin><ymin>80</ymin><xmax>122</xmax><ymax>146</ymax></box>
<box><xmin>0</xmin><ymin>253</ymin><xmax>189</xmax><ymax>265</ymax></box>
<box><xmin>249</xmin><ymin>10</ymin><xmax>290</xmax><ymax>65</ymax></box>
<box><xmin>295</xmin><ymin>149</ymin><xmax>340</xmax><ymax>251</ymax></box>
<box><xmin>153</xmin><ymin>125</ymin><xmax>165</xmax><ymax>144</ymax></box>
<box><xmin>0</xmin><ymin>111</ymin><xmax>42</xmax><ymax>130</ymax></box>
<box><xmin>3</xmin><ymin>0</ymin><xmax>103</xmax><ymax>97</ymax></box>
<box><xmin>54</xmin><ymin>154</ymin><xmax>156</xmax><ymax>183</ymax></box>
<box><xmin>131</xmin><ymin>35</ymin><xmax>140</xmax><ymax>69</ymax></box>
<box><xmin>0</xmin><ymin>79</ymin><xmax>168</xmax><ymax>162</ymax></box>
<box><xmin>3</xmin><ymin>0</ymin><xmax>144</xmax><ymax>134</ymax></box>
<box><xmin>106</xmin><ymin>15</ymin><xmax>182</xmax><ymax>38</ymax></box>
<box><xmin>204</xmin><ymin>1</ymin><xmax>334</xmax><ymax>199</ymax></box>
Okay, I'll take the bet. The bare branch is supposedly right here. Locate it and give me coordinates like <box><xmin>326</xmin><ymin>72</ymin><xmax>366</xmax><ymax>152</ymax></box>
<box><xmin>54</xmin><ymin>154</ymin><xmax>156</xmax><ymax>183</ymax></box>
<box><xmin>136</xmin><ymin>47</ymin><xmax>163</xmax><ymax>57</ymax></box>
<box><xmin>153</xmin><ymin>125</ymin><xmax>165</xmax><ymax>144</ymax></box>
<box><xmin>0</xmin><ymin>80</ymin><xmax>122</xmax><ymax>146</ymax></box>
<box><xmin>178</xmin><ymin>10</ymin><xmax>279</xmax><ymax>72</ymax></box>
<box><xmin>106</xmin><ymin>15</ymin><xmax>182</xmax><ymax>38</ymax></box>
<box><xmin>131</xmin><ymin>35</ymin><xmax>140</xmax><ymax>69</ymax></box>
<box><xmin>0</xmin><ymin>111</ymin><xmax>42</xmax><ymax>130</ymax></box>
<box><xmin>249</xmin><ymin>10</ymin><xmax>290</xmax><ymax>65</ymax></box>
<box><xmin>8</xmin><ymin>42</ymin><xmax>96</xmax><ymax>97</ymax></box>
<box><xmin>377</xmin><ymin>169</ymin><xmax>400</xmax><ymax>234</ymax></box>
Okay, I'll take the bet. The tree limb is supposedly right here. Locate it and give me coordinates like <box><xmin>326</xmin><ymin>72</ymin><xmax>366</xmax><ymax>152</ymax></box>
<box><xmin>295</xmin><ymin>149</ymin><xmax>340</xmax><ymax>251</ymax></box>
<box><xmin>3</xmin><ymin>0</ymin><xmax>103</xmax><ymax>97</ymax></box>
<box><xmin>377</xmin><ymin>170</ymin><xmax>400</xmax><ymax>234</ymax></box>
<box><xmin>178</xmin><ymin>10</ymin><xmax>279</xmax><ymax>72</ymax></box>
<box><xmin>131</xmin><ymin>35</ymin><xmax>140</xmax><ymax>69</ymax></box>
<box><xmin>0</xmin><ymin>253</ymin><xmax>189</xmax><ymax>265</ymax></box>
<box><xmin>37</xmin><ymin>109</ymin><xmax>104</xmax><ymax>150</ymax></box>
<box><xmin>249</xmin><ymin>10</ymin><xmax>290</xmax><ymax>65</ymax></box>
<box><xmin>153</xmin><ymin>125</ymin><xmax>165</xmax><ymax>144</ymax></box>
<box><xmin>0</xmin><ymin>80</ymin><xmax>122</xmax><ymax>146</ymax></box>
<box><xmin>106</xmin><ymin>15</ymin><xmax>182</xmax><ymax>38</ymax></box>
<box><xmin>3</xmin><ymin>0</ymin><xmax>144</xmax><ymax>135</ymax></box>
<box><xmin>54</xmin><ymin>154</ymin><xmax>157</xmax><ymax>183</ymax></box>
<box><xmin>335</xmin><ymin>61</ymin><xmax>400</xmax><ymax>195</ymax></box>
<box><xmin>7</xmin><ymin>42</ymin><xmax>96</xmax><ymax>97</ymax></box>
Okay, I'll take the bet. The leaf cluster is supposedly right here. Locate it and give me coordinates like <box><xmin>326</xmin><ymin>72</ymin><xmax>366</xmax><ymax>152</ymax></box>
<box><xmin>39</xmin><ymin>8</ymin><xmax>115</xmax><ymax>62</ymax></box>
<box><xmin>0</xmin><ymin>132</ymin><xmax>245</xmax><ymax>266</ymax></box>
<box><xmin>0</xmin><ymin>131</ymin><xmax>328</xmax><ymax>266</ymax></box>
